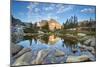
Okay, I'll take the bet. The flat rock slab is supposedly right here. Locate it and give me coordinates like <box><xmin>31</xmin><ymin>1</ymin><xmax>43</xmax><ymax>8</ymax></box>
<box><xmin>66</xmin><ymin>55</ymin><xmax>90</xmax><ymax>63</ymax></box>
<box><xmin>31</xmin><ymin>49</ymin><xmax>50</xmax><ymax>64</ymax></box>
<box><xmin>11</xmin><ymin>43</ymin><xmax>23</xmax><ymax>56</ymax></box>
<box><xmin>13</xmin><ymin>48</ymin><xmax>31</xmax><ymax>59</ymax></box>
<box><xmin>54</xmin><ymin>49</ymin><xmax>65</xmax><ymax>57</ymax></box>
<box><xmin>12</xmin><ymin>51</ymin><xmax>32</xmax><ymax>66</ymax></box>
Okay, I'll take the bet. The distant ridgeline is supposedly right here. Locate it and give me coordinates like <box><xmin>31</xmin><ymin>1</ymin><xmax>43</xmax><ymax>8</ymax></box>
<box><xmin>11</xmin><ymin>16</ymin><xmax>25</xmax><ymax>26</ymax></box>
<box><xmin>11</xmin><ymin>16</ymin><xmax>63</xmax><ymax>33</ymax></box>
<box><xmin>11</xmin><ymin>16</ymin><xmax>96</xmax><ymax>33</ymax></box>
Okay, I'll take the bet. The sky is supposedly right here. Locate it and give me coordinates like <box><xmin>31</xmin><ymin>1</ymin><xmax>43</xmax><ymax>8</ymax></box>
<box><xmin>11</xmin><ymin>1</ymin><xmax>96</xmax><ymax>24</ymax></box>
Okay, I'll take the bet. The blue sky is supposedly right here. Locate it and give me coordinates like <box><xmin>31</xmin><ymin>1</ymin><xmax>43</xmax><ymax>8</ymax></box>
<box><xmin>11</xmin><ymin>1</ymin><xmax>96</xmax><ymax>24</ymax></box>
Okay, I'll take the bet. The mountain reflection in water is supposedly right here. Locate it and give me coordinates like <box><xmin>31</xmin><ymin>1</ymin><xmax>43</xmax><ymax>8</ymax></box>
<box><xmin>15</xmin><ymin>34</ymin><xmax>95</xmax><ymax>64</ymax></box>
<box><xmin>16</xmin><ymin>34</ymin><xmax>80</xmax><ymax>55</ymax></box>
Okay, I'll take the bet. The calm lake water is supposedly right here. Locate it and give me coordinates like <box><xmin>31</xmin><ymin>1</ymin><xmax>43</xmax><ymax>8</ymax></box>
<box><xmin>16</xmin><ymin>34</ymin><xmax>95</xmax><ymax>63</ymax></box>
<box><xmin>17</xmin><ymin>34</ymin><xmax>78</xmax><ymax>54</ymax></box>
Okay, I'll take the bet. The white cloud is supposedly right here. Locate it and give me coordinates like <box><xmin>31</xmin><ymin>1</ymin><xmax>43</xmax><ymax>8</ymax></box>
<box><xmin>31</xmin><ymin>12</ymin><xmax>60</xmax><ymax>23</ymax></box>
<box><xmin>27</xmin><ymin>2</ymin><xmax>40</xmax><ymax>20</ymax></box>
<box><xmin>34</xmin><ymin>8</ymin><xmax>40</xmax><ymax>13</ymax></box>
<box><xmin>43</xmin><ymin>4</ymin><xmax>74</xmax><ymax>14</ymax></box>
<box><xmin>34</xmin><ymin>13</ymin><xmax>59</xmax><ymax>21</ymax></box>
<box><xmin>27</xmin><ymin>2</ymin><xmax>39</xmax><ymax>13</ymax></box>
<box><xmin>43</xmin><ymin>3</ymin><xmax>56</xmax><ymax>11</ymax></box>
<box><xmin>47</xmin><ymin>13</ymin><xmax>52</xmax><ymax>18</ymax></box>
<box><xmin>56</xmin><ymin>5</ymin><xmax>74</xmax><ymax>14</ymax></box>
<box><xmin>27</xmin><ymin>2</ymin><xmax>39</xmax><ymax>9</ymax></box>
<box><xmin>53</xmin><ymin>16</ymin><xmax>59</xmax><ymax>20</ymax></box>
<box><xmin>81</xmin><ymin>8</ymin><xmax>95</xmax><ymax>13</ymax></box>
<box><xmin>46</xmin><ymin>13</ymin><xmax>59</xmax><ymax>20</ymax></box>
<box><xmin>44</xmin><ymin>6</ymin><xmax>54</xmax><ymax>11</ymax></box>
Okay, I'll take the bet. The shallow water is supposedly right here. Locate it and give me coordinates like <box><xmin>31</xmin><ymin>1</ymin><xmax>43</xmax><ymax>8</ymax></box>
<box><xmin>16</xmin><ymin>34</ymin><xmax>95</xmax><ymax>64</ymax></box>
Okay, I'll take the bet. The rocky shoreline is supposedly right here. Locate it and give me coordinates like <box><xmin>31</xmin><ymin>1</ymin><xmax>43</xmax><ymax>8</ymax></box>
<box><xmin>11</xmin><ymin>35</ymin><xmax>96</xmax><ymax>66</ymax></box>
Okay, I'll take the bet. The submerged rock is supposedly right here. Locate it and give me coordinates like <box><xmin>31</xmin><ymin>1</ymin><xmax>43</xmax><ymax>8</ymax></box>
<box><xmin>31</xmin><ymin>49</ymin><xmax>50</xmax><ymax>64</ymax></box>
<box><xmin>12</xmin><ymin>52</ymin><xmax>32</xmax><ymax>66</ymax></box>
<box><xmin>66</xmin><ymin>55</ymin><xmax>90</xmax><ymax>63</ymax></box>
<box><xmin>11</xmin><ymin>43</ymin><xmax>23</xmax><ymax>56</ymax></box>
<box><xmin>72</xmin><ymin>48</ymin><xmax>78</xmax><ymax>53</ymax></box>
<box><xmin>55</xmin><ymin>49</ymin><xmax>65</xmax><ymax>57</ymax></box>
<box><xmin>13</xmin><ymin>48</ymin><xmax>31</xmax><ymax>59</ymax></box>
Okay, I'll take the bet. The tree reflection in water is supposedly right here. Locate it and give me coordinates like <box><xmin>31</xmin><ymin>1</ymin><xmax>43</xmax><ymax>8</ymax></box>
<box><xmin>18</xmin><ymin>34</ymin><xmax>78</xmax><ymax>50</ymax></box>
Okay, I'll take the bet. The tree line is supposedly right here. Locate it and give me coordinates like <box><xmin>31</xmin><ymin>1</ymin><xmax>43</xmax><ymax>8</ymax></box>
<box><xmin>63</xmin><ymin>15</ymin><xmax>96</xmax><ymax>29</ymax></box>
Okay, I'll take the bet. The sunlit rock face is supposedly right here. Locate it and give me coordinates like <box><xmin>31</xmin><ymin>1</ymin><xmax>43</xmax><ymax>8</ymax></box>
<box><xmin>37</xmin><ymin>35</ymin><xmax>60</xmax><ymax>45</ymax></box>
<box><xmin>48</xmin><ymin>19</ymin><xmax>62</xmax><ymax>31</ymax></box>
<box><xmin>48</xmin><ymin>35</ymin><xmax>60</xmax><ymax>45</ymax></box>
<box><xmin>35</xmin><ymin>19</ymin><xmax>62</xmax><ymax>31</ymax></box>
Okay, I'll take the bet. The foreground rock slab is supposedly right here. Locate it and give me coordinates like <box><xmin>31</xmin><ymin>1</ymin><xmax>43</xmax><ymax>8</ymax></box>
<box><xmin>31</xmin><ymin>49</ymin><xmax>50</xmax><ymax>64</ymax></box>
<box><xmin>13</xmin><ymin>48</ymin><xmax>31</xmax><ymax>59</ymax></box>
<box><xmin>66</xmin><ymin>55</ymin><xmax>90</xmax><ymax>63</ymax></box>
<box><xmin>55</xmin><ymin>49</ymin><xmax>65</xmax><ymax>57</ymax></box>
<box><xmin>12</xmin><ymin>52</ymin><xmax>32</xmax><ymax>66</ymax></box>
<box><xmin>11</xmin><ymin>43</ymin><xmax>23</xmax><ymax>56</ymax></box>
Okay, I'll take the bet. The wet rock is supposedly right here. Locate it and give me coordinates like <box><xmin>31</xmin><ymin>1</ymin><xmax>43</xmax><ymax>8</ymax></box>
<box><xmin>80</xmin><ymin>46</ymin><xmax>87</xmax><ymax>51</ymax></box>
<box><xmin>90</xmin><ymin>38</ymin><xmax>96</xmax><ymax>47</ymax></box>
<box><xmin>12</xmin><ymin>62</ymin><xmax>29</xmax><ymax>66</ymax></box>
<box><xmin>91</xmin><ymin>50</ymin><xmax>96</xmax><ymax>55</ymax></box>
<box><xmin>79</xmin><ymin>37</ymin><xmax>96</xmax><ymax>53</ymax></box>
<box><xmin>80</xmin><ymin>36</ymin><xmax>91</xmax><ymax>42</ymax></box>
<box><xmin>86</xmin><ymin>47</ymin><xmax>94</xmax><ymax>52</ymax></box>
<box><xmin>38</xmin><ymin>31</ymin><xmax>44</xmax><ymax>34</ymax></box>
<box><xmin>79</xmin><ymin>44</ymin><xmax>95</xmax><ymax>54</ymax></box>
<box><xmin>13</xmin><ymin>48</ymin><xmax>31</xmax><ymax>59</ymax></box>
<box><xmin>55</xmin><ymin>49</ymin><xmax>65</xmax><ymax>57</ymax></box>
<box><xmin>12</xmin><ymin>52</ymin><xmax>32</xmax><ymax>66</ymax></box>
<box><xmin>31</xmin><ymin>49</ymin><xmax>50</xmax><ymax>64</ymax></box>
<box><xmin>84</xmin><ymin>39</ymin><xmax>92</xmax><ymax>46</ymax></box>
<box><xmin>66</xmin><ymin>55</ymin><xmax>90</xmax><ymax>63</ymax></box>
<box><xmin>80</xmin><ymin>45</ymin><xmax>94</xmax><ymax>51</ymax></box>
<box><xmin>11</xmin><ymin>43</ymin><xmax>23</xmax><ymax>56</ymax></box>
<box><xmin>84</xmin><ymin>37</ymin><xmax>95</xmax><ymax>47</ymax></box>
<box><xmin>77</xmin><ymin>33</ymin><xmax>86</xmax><ymax>37</ymax></box>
